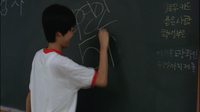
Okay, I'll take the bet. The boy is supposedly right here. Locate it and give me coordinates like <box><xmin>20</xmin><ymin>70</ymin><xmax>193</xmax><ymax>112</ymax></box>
<box><xmin>26</xmin><ymin>4</ymin><xmax>109</xmax><ymax>112</ymax></box>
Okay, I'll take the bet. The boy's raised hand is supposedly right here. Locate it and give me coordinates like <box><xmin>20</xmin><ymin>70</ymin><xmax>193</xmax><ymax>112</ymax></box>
<box><xmin>98</xmin><ymin>29</ymin><xmax>109</xmax><ymax>50</ymax></box>
<box><xmin>95</xmin><ymin>29</ymin><xmax>109</xmax><ymax>87</ymax></box>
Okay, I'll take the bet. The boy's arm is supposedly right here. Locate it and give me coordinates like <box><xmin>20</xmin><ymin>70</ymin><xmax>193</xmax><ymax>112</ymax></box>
<box><xmin>26</xmin><ymin>92</ymin><xmax>31</xmax><ymax>112</ymax></box>
<box><xmin>95</xmin><ymin>29</ymin><xmax>109</xmax><ymax>87</ymax></box>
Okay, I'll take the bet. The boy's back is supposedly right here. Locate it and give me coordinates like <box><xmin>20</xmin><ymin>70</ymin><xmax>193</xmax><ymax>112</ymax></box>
<box><xmin>30</xmin><ymin>48</ymin><xmax>96</xmax><ymax>111</ymax></box>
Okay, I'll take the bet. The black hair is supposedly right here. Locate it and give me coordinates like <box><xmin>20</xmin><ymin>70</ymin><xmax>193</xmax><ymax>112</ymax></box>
<box><xmin>42</xmin><ymin>4</ymin><xmax>76</xmax><ymax>42</ymax></box>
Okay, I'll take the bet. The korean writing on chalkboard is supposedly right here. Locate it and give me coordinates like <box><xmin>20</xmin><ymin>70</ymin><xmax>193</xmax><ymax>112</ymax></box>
<box><xmin>157</xmin><ymin>61</ymin><xmax>196</xmax><ymax>73</ymax></box>
<box><xmin>156</xmin><ymin>49</ymin><xmax>198</xmax><ymax>60</ymax></box>
<box><xmin>73</xmin><ymin>0</ymin><xmax>118</xmax><ymax>68</ymax></box>
<box><xmin>0</xmin><ymin>0</ymin><xmax>8</xmax><ymax>16</ymax></box>
<box><xmin>161</xmin><ymin>29</ymin><xmax>185</xmax><ymax>39</ymax></box>
<box><xmin>0</xmin><ymin>0</ymin><xmax>24</xmax><ymax>16</ymax></box>
<box><xmin>163</xmin><ymin>15</ymin><xmax>192</xmax><ymax>26</ymax></box>
<box><xmin>161</xmin><ymin>2</ymin><xmax>191</xmax><ymax>39</ymax></box>
<box><xmin>165</xmin><ymin>2</ymin><xmax>191</xmax><ymax>13</ymax></box>
<box><xmin>156</xmin><ymin>48</ymin><xmax>198</xmax><ymax>73</ymax></box>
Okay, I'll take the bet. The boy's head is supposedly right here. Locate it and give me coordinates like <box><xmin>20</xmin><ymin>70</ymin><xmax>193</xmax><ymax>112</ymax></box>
<box><xmin>42</xmin><ymin>4</ymin><xmax>76</xmax><ymax>45</ymax></box>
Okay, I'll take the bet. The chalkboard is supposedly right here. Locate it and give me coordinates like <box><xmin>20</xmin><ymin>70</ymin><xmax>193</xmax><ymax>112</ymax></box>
<box><xmin>1</xmin><ymin>0</ymin><xmax>199</xmax><ymax>111</ymax></box>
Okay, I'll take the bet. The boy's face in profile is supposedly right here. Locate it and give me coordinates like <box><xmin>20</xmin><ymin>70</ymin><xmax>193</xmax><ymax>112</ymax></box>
<box><xmin>57</xmin><ymin>27</ymin><xmax>74</xmax><ymax>48</ymax></box>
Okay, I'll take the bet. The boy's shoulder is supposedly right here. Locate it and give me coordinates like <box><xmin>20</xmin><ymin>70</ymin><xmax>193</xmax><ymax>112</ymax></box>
<box><xmin>34</xmin><ymin>49</ymin><xmax>44</xmax><ymax>56</ymax></box>
<box><xmin>33</xmin><ymin>48</ymin><xmax>79</xmax><ymax>66</ymax></box>
<box><xmin>33</xmin><ymin>48</ymin><xmax>67</xmax><ymax>60</ymax></box>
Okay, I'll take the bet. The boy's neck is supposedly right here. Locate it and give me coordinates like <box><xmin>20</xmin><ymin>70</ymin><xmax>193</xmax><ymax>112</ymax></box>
<box><xmin>47</xmin><ymin>43</ymin><xmax>62</xmax><ymax>52</ymax></box>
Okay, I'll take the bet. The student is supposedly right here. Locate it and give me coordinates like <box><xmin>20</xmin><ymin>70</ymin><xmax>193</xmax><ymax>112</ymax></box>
<box><xmin>26</xmin><ymin>4</ymin><xmax>109</xmax><ymax>112</ymax></box>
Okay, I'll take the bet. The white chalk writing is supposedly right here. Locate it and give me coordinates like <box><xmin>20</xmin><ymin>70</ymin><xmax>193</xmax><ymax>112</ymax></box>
<box><xmin>0</xmin><ymin>0</ymin><xmax>8</xmax><ymax>16</ymax></box>
<box><xmin>156</xmin><ymin>49</ymin><xmax>198</xmax><ymax>60</ymax></box>
<box><xmin>1</xmin><ymin>0</ymin><xmax>24</xmax><ymax>16</ymax></box>
<box><xmin>164</xmin><ymin>15</ymin><xmax>192</xmax><ymax>26</ymax></box>
<box><xmin>161</xmin><ymin>29</ymin><xmax>185</xmax><ymax>39</ymax></box>
<box><xmin>157</xmin><ymin>61</ymin><xmax>196</xmax><ymax>73</ymax></box>
<box><xmin>161</xmin><ymin>1</ymin><xmax>192</xmax><ymax>40</ymax></box>
<box><xmin>73</xmin><ymin>0</ymin><xmax>118</xmax><ymax>68</ymax></box>
<box><xmin>165</xmin><ymin>2</ymin><xmax>191</xmax><ymax>13</ymax></box>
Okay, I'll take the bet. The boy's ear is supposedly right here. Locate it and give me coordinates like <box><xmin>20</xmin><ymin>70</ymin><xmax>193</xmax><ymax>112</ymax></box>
<box><xmin>55</xmin><ymin>31</ymin><xmax>63</xmax><ymax>37</ymax></box>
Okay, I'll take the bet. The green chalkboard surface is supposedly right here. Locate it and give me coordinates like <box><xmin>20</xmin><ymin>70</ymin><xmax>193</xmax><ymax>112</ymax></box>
<box><xmin>1</xmin><ymin>0</ymin><xmax>199</xmax><ymax>111</ymax></box>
